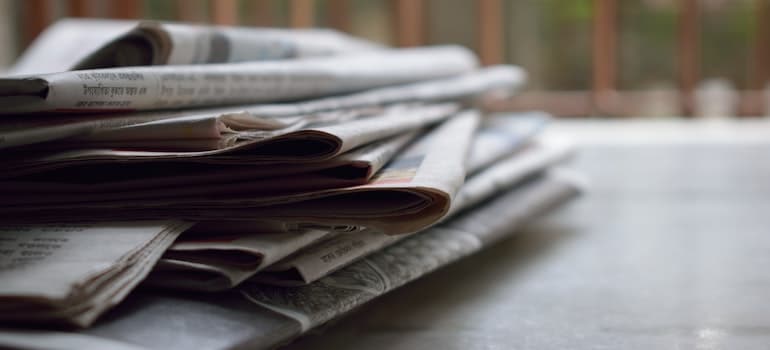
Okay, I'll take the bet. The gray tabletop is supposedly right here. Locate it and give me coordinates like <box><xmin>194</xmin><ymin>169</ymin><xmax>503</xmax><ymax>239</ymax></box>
<box><xmin>285</xmin><ymin>119</ymin><xmax>770</xmax><ymax>350</ymax></box>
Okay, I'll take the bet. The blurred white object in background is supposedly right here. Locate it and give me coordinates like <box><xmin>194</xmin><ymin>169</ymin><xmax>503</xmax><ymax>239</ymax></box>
<box><xmin>695</xmin><ymin>78</ymin><xmax>738</xmax><ymax>118</ymax></box>
<box><xmin>764</xmin><ymin>83</ymin><xmax>770</xmax><ymax>117</ymax></box>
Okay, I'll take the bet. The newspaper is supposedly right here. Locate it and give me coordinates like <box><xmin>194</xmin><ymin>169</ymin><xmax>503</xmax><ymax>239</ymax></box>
<box><xmin>9</xmin><ymin>19</ymin><xmax>380</xmax><ymax>76</ymax></box>
<box><xmin>8</xmin><ymin>19</ymin><xmax>137</xmax><ymax>76</ymax></box>
<box><xmin>138</xmin><ymin>133</ymin><xmax>420</xmax><ymax>291</ymax></box>
<box><xmin>249</xmin><ymin>112</ymin><xmax>553</xmax><ymax>286</ymax></box>
<box><xmin>254</xmin><ymin>136</ymin><xmax>574</xmax><ymax>286</ymax></box>
<box><xmin>0</xmin><ymin>220</ymin><xmax>191</xmax><ymax>328</ymax></box>
<box><xmin>0</xmin><ymin>130</ymin><xmax>419</xmax><ymax>198</ymax></box>
<box><xmin>0</xmin><ymin>104</ymin><xmax>447</xmax><ymax>197</ymax></box>
<box><xmin>131</xmin><ymin>112</ymin><xmax>553</xmax><ymax>291</ymax></box>
<box><xmin>0</xmin><ymin>171</ymin><xmax>580</xmax><ymax>350</ymax></box>
<box><xmin>0</xmin><ymin>64</ymin><xmax>523</xmax><ymax>150</ymax></box>
<box><xmin>0</xmin><ymin>103</ymin><xmax>452</xmax><ymax>179</ymax></box>
<box><xmin>467</xmin><ymin>110</ymin><xmax>549</xmax><ymax>173</ymax></box>
<box><xmin>1</xmin><ymin>111</ymin><xmax>479</xmax><ymax>236</ymax></box>
<box><xmin>146</xmin><ymin>228</ymin><xmax>335</xmax><ymax>292</ymax></box>
<box><xmin>239</xmin><ymin>170</ymin><xmax>583</xmax><ymax>339</ymax></box>
<box><xmin>0</xmin><ymin>45</ymin><xmax>477</xmax><ymax>114</ymax></box>
<box><xmin>73</xmin><ymin>20</ymin><xmax>381</xmax><ymax>69</ymax></box>
<box><xmin>0</xmin><ymin>330</ymin><xmax>147</xmax><ymax>350</ymax></box>
<box><xmin>0</xmin><ymin>105</ymin><xmax>290</xmax><ymax>151</ymax></box>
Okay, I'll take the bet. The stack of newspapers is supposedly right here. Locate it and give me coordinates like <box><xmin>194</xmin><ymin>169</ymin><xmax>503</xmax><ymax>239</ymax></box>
<box><xmin>0</xmin><ymin>19</ymin><xmax>583</xmax><ymax>349</ymax></box>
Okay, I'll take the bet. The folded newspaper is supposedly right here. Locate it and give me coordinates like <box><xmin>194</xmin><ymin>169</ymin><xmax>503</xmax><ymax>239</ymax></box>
<box><xmin>0</xmin><ymin>65</ymin><xmax>524</xmax><ymax>150</ymax></box>
<box><xmin>0</xmin><ymin>170</ymin><xmax>582</xmax><ymax>350</ymax></box>
<box><xmin>0</xmin><ymin>104</ymin><xmax>451</xmax><ymax>196</ymax></box>
<box><xmin>10</xmin><ymin>19</ymin><xmax>380</xmax><ymax>75</ymax></box>
<box><xmin>0</xmin><ymin>19</ymin><xmax>586</xmax><ymax>350</ymax></box>
<box><xmin>144</xmin><ymin>112</ymin><xmax>554</xmax><ymax>290</ymax></box>
<box><xmin>72</xmin><ymin>20</ymin><xmax>382</xmax><ymax>70</ymax></box>
<box><xmin>0</xmin><ymin>103</ymin><xmax>456</xmax><ymax>180</ymax></box>
<box><xmin>254</xmin><ymin>136</ymin><xmax>574</xmax><ymax>287</ymax></box>
<box><xmin>0</xmin><ymin>45</ymin><xmax>476</xmax><ymax>114</ymax></box>
<box><xmin>1</xmin><ymin>111</ymin><xmax>480</xmax><ymax>236</ymax></box>
<box><xmin>0</xmin><ymin>221</ymin><xmax>191</xmax><ymax>328</ymax></box>
<box><xmin>261</xmin><ymin>117</ymin><xmax>568</xmax><ymax>287</ymax></box>
<box><xmin>240</xmin><ymin>171</ymin><xmax>583</xmax><ymax>347</ymax></box>
<box><xmin>8</xmin><ymin>19</ymin><xmax>135</xmax><ymax>76</ymax></box>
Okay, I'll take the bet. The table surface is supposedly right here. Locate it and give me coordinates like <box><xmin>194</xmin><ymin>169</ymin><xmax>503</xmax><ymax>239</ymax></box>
<box><xmin>284</xmin><ymin>119</ymin><xmax>770</xmax><ymax>350</ymax></box>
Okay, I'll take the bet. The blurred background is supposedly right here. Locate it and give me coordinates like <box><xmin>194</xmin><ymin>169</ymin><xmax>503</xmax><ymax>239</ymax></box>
<box><xmin>1</xmin><ymin>0</ymin><xmax>766</xmax><ymax>118</ymax></box>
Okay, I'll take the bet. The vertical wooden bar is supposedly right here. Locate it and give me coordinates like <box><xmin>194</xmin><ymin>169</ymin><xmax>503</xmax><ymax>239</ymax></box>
<box><xmin>745</xmin><ymin>0</ymin><xmax>770</xmax><ymax>116</ymax></box>
<box><xmin>392</xmin><ymin>0</ymin><xmax>425</xmax><ymax>47</ymax></box>
<box><xmin>22</xmin><ymin>0</ymin><xmax>51</xmax><ymax>47</ymax></box>
<box><xmin>327</xmin><ymin>0</ymin><xmax>350</xmax><ymax>32</ymax></box>
<box><xmin>476</xmin><ymin>0</ymin><xmax>504</xmax><ymax>66</ymax></box>
<box><xmin>289</xmin><ymin>0</ymin><xmax>315</xmax><ymax>28</ymax></box>
<box><xmin>677</xmin><ymin>0</ymin><xmax>699</xmax><ymax>117</ymax></box>
<box><xmin>211</xmin><ymin>0</ymin><xmax>239</xmax><ymax>25</ymax></box>
<box><xmin>592</xmin><ymin>0</ymin><xmax>617</xmax><ymax>114</ymax></box>
<box><xmin>176</xmin><ymin>0</ymin><xmax>206</xmax><ymax>22</ymax></box>
<box><xmin>251</xmin><ymin>0</ymin><xmax>274</xmax><ymax>26</ymax></box>
<box><xmin>68</xmin><ymin>0</ymin><xmax>91</xmax><ymax>17</ymax></box>
<box><xmin>110</xmin><ymin>0</ymin><xmax>142</xmax><ymax>19</ymax></box>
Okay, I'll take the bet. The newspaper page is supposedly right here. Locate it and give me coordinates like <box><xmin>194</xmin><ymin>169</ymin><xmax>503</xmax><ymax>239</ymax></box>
<box><xmin>0</xmin><ymin>289</ymin><xmax>304</xmax><ymax>350</ymax></box>
<box><xmin>146</xmin><ymin>228</ymin><xmax>335</xmax><ymax>292</ymax></box>
<box><xmin>0</xmin><ymin>105</ymin><xmax>448</xmax><ymax>201</ymax></box>
<box><xmin>254</xmin><ymin>135</ymin><xmax>575</xmax><ymax>286</ymax></box>
<box><xmin>74</xmin><ymin>21</ymin><xmax>381</xmax><ymax>70</ymax></box>
<box><xmin>238</xmin><ymin>170</ymin><xmax>583</xmax><ymax>337</ymax></box>
<box><xmin>129</xmin><ymin>133</ymin><xmax>418</xmax><ymax>292</ymax></box>
<box><xmin>467</xmin><ymin>110</ymin><xmax>549</xmax><ymax>173</ymax></box>
<box><xmin>10</xmin><ymin>19</ymin><xmax>380</xmax><ymax>75</ymax></box>
<box><xmin>0</xmin><ymin>64</ymin><xmax>523</xmax><ymax>150</ymax></box>
<box><xmin>0</xmin><ymin>104</ymin><xmax>289</xmax><ymax>150</ymax></box>
<box><xmin>8</xmin><ymin>19</ymin><xmax>136</xmax><ymax>76</ymax></box>
<box><xmin>0</xmin><ymin>220</ymin><xmax>192</xmax><ymax>327</ymax></box>
<box><xmin>0</xmin><ymin>103</ymin><xmax>451</xmax><ymax>178</ymax></box>
<box><xmin>0</xmin><ymin>173</ymin><xmax>581</xmax><ymax>350</ymax></box>
<box><xmin>251</xmin><ymin>112</ymin><xmax>553</xmax><ymax>286</ymax></box>
<box><xmin>1</xmin><ymin>111</ymin><xmax>479</xmax><ymax>236</ymax></box>
<box><xmin>0</xmin><ymin>45</ymin><xmax>477</xmax><ymax>114</ymax></box>
<box><xmin>240</xmin><ymin>65</ymin><xmax>526</xmax><ymax>119</ymax></box>
<box><xmin>0</xmin><ymin>330</ymin><xmax>147</xmax><ymax>350</ymax></box>
<box><xmin>0</xmin><ymin>131</ymin><xmax>418</xmax><ymax>199</ymax></box>
<box><xmin>138</xmin><ymin>114</ymin><xmax>552</xmax><ymax>290</ymax></box>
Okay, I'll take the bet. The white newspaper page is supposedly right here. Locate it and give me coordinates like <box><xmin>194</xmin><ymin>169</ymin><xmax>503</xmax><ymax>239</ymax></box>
<box><xmin>448</xmin><ymin>137</ymin><xmax>575</xmax><ymax>216</ymax></box>
<box><xmin>0</xmin><ymin>65</ymin><xmax>523</xmax><ymax>150</ymax></box>
<box><xmin>0</xmin><ymin>103</ymin><xmax>452</xmax><ymax>178</ymax></box>
<box><xmin>240</xmin><ymin>170</ymin><xmax>583</xmax><ymax>333</ymax></box>
<box><xmin>0</xmin><ymin>105</ymin><xmax>278</xmax><ymax>150</ymax></box>
<box><xmin>467</xmin><ymin>110</ymin><xmax>550</xmax><ymax>173</ymax></box>
<box><xmin>146</xmin><ymin>228</ymin><xmax>334</xmax><ymax>292</ymax></box>
<box><xmin>0</xmin><ymin>46</ymin><xmax>477</xmax><ymax>114</ymax></box>
<box><xmin>10</xmin><ymin>19</ymin><xmax>380</xmax><ymax>75</ymax></box>
<box><xmin>74</xmin><ymin>20</ymin><xmax>382</xmax><ymax>69</ymax></box>
<box><xmin>254</xmin><ymin>135</ymin><xmax>575</xmax><ymax>286</ymax></box>
<box><xmin>240</xmin><ymin>65</ymin><xmax>526</xmax><ymax>118</ymax></box>
<box><xmin>0</xmin><ymin>221</ymin><xmax>191</xmax><ymax>327</ymax></box>
<box><xmin>8</xmin><ymin>18</ymin><xmax>137</xmax><ymax>76</ymax></box>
